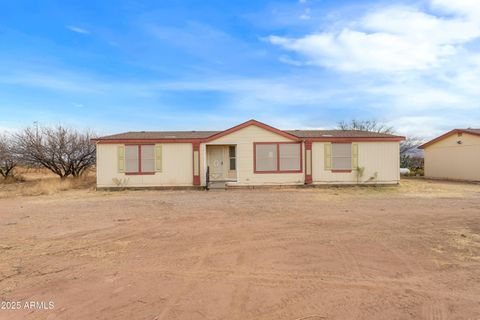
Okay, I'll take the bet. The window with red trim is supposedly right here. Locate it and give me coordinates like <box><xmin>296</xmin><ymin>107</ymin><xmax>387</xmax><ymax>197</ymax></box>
<box><xmin>125</xmin><ymin>145</ymin><xmax>155</xmax><ymax>174</ymax></box>
<box><xmin>254</xmin><ymin>142</ymin><xmax>302</xmax><ymax>173</ymax></box>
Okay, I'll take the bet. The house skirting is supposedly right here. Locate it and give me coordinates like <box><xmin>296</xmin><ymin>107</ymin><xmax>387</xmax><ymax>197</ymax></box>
<box><xmin>96</xmin><ymin>186</ymin><xmax>205</xmax><ymax>192</ymax></box>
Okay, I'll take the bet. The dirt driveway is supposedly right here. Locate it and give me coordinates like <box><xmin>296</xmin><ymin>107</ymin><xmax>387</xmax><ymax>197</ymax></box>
<box><xmin>1</xmin><ymin>180</ymin><xmax>479</xmax><ymax>319</ymax></box>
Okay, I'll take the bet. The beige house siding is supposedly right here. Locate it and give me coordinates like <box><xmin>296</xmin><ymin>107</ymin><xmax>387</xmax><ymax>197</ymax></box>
<box><xmin>96</xmin><ymin>143</ymin><xmax>193</xmax><ymax>188</ymax></box>
<box><xmin>200</xmin><ymin>125</ymin><xmax>304</xmax><ymax>186</ymax></box>
<box><xmin>311</xmin><ymin>142</ymin><xmax>400</xmax><ymax>184</ymax></box>
<box><xmin>424</xmin><ymin>133</ymin><xmax>480</xmax><ymax>181</ymax></box>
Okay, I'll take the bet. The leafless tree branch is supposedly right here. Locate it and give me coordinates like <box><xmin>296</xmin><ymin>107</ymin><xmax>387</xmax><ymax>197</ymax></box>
<box><xmin>14</xmin><ymin>126</ymin><xmax>96</xmax><ymax>178</ymax></box>
<box><xmin>0</xmin><ymin>134</ymin><xmax>18</xmax><ymax>179</ymax></box>
<box><xmin>337</xmin><ymin>119</ymin><xmax>395</xmax><ymax>134</ymax></box>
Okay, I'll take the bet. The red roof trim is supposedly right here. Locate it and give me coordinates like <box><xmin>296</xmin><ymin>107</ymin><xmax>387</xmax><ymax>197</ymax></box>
<box><xmin>205</xmin><ymin>119</ymin><xmax>300</xmax><ymax>142</ymax></box>
<box><xmin>91</xmin><ymin>136</ymin><xmax>405</xmax><ymax>144</ymax></box>
<box><xmin>305</xmin><ymin>137</ymin><xmax>404</xmax><ymax>142</ymax></box>
<box><xmin>91</xmin><ymin>138</ymin><xmax>203</xmax><ymax>144</ymax></box>
<box><xmin>419</xmin><ymin>129</ymin><xmax>480</xmax><ymax>149</ymax></box>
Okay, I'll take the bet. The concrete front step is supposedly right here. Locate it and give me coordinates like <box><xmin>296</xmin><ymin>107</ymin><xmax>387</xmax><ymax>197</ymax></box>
<box><xmin>208</xmin><ymin>181</ymin><xmax>227</xmax><ymax>190</ymax></box>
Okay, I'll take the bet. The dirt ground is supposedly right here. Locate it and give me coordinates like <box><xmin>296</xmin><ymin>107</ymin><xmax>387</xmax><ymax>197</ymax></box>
<box><xmin>0</xmin><ymin>179</ymin><xmax>479</xmax><ymax>320</ymax></box>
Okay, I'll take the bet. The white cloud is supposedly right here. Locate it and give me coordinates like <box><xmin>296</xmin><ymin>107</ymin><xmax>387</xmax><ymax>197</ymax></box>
<box><xmin>300</xmin><ymin>7</ymin><xmax>311</xmax><ymax>20</ymax></box>
<box><xmin>366</xmin><ymin>83</ymin><xmax>473</xmax><ymax>110</ymax></box>
<box><xmin>431</xmin><ymin>0</ymin><xmax>480</xmax><ymax>18</ymax></box>
<box><xmin>299</xmin><ymin>13</ymin><xmax>310</xmax><ymax>20</ymax></box>
<box><xmin>269</xmin><ymin>29</ymin><xmax>450</xmax><ymax>72</ymax></box>
<box><xmin>278</xmin><ymin>55</ymin><xmax>304</xmax><ymax>66</ymax></box>
<box><xmin>0</xmin><ymin>125</ymin><xmax>18</xmax><ymax>133</ymax></box>
<box><xmin>66</xmin><ymin>25</ymin><xmax>90</xmax><ymax>34</ymax></box>
<box><xmin>268</xmin><ymin>3</ymin><xmax>480</xmax><ymax>72</ymax></box>
<box><xmin>0</xmin><ymin>71</ymin><xmax>100</xmax><ymax>92</ymax></box>
<box><xmin>265</xmin><ymin>0</ymin><xmax>480</xmax><ymax>137</ymax></box>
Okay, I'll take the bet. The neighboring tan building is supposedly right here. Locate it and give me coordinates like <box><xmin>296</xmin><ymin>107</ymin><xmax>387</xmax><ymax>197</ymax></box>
<box><xmin>419</xmin><ymin>128</ymin><xmax>480</xmax><ymax>181</ymax></box>
<box><xmin>91</xmin><ymin>120</ymin><xmax>404</xmax><ymax>189</ymax></box>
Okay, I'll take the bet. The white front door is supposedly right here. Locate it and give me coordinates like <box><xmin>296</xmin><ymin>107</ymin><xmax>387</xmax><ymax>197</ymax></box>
<box><xmin>208</xmin><ymin>146</ymin><xmax>225</xmax><ymax>181</ymax></box>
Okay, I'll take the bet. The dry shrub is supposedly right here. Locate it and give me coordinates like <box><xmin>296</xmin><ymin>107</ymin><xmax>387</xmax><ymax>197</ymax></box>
<box><xmin>0</xmin><ymin>174</ymin><xmax>26</xmax><ymax>184</ymax></box>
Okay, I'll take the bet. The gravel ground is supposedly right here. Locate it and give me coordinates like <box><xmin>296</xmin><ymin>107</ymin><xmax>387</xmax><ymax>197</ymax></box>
<box><xmin>0</xmin><ymin>179</ymin><xmax>479</xmax><ymax>320</ymax></box>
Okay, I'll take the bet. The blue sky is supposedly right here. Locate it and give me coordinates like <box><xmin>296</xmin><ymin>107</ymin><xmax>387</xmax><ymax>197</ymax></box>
<box><xmin>1</xmin><ymin>0</ymin><xmax>479</xmax><ymax>138</ymax></box>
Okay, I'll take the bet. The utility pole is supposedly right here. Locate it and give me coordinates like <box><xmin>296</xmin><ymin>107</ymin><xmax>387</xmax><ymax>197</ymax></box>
<box><xmin>33</xmin><ymin>121</ymin><xmax>39</xmax><ymax>141</ymax></box>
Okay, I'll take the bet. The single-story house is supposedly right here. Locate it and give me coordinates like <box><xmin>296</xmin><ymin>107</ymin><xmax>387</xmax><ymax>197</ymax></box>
<box><xmin>419</xmin><ymin>128</ymin><xmax>480</xmax><ymax>181</ymax></box>
<box><xmin>92</xmin><ymin>120</ymin><xmax>405</xmax><ymax>189</ymax></box>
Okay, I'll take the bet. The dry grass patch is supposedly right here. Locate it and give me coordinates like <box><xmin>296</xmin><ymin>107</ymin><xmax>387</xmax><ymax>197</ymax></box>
<box><xmin>0</xmin><ymin>167</ymin><xmax>95</xmax><ymax>198</ymax></box>
<box><xmin>397</xmin><ymin>178</ymin><xmax>479</xmax><ymax>197</ymax></box>
<box><xmin>297</xmin><ymin>178</ymin><xmax>480</xmax><ymax>200</ymax></box>
<box><xmin>17</xmin><ymin>176</ymin><xmax>95</xmax><ymax>196</ymax></box>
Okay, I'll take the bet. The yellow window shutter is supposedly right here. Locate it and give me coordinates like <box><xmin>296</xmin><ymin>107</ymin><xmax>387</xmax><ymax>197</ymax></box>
<box><xmin>155</xmin><ymin>144</ymin><xmax>163</xmax><ymax>172</ymax></box>
<box><xmin>117</xmin><ymin>145</ymin><xmax>125</xmax><ymax>173</ymax></box>
<box><xmin>324</xmin><ymin>143</ymin><xmax>332</xmax><ymax>170</ymax></box>
<box><xmin>352</xmin><ymin>143</ymin><xmax>359</xmax><ymax>169</ymax></box>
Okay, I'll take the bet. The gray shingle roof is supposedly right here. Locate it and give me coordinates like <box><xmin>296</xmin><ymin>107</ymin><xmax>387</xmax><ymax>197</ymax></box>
<box><xmin>98</xmin><ymin>131</ymin><xmax>220</xmax><ymax>140</ymax></box>
<box><xmin>96</xmin><ymin>129</ymin><xmax>403</xmax><ymax>140</ymax></box>
<box><xmin>285</xmin><ymin>130</ymin><xmax>401</xmax><ymax>138</ymax></box>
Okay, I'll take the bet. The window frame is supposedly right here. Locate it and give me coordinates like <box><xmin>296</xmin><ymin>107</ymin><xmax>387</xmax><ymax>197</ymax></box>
<box><xmin>124</xmin><ymin>144</ymin><xmax>156</xmax><ymax>175</ymax></box>
<box><xmin>331</xmin><ymin>143</ymin><xmax>352</xmax><ymax>173</ymax></box>
<box><xmin>253</xmin><ymin>142</ymin><xmax>303</xmax><ymax>174</ymax></box>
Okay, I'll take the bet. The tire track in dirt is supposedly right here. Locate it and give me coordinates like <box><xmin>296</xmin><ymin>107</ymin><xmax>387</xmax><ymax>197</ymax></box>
<box><xmin>23</xmin><ymin>222</ymin><xmax>175</xmax><ymax>259</ymax></box>
<box><xmin>247</xmin><ymin>285</ymin><xmax>320</xmax><ymax>319</ymax></box>
<box><xmin>226</xmin><ymin>225</ymin><xmax>324</xmax><ymax>319</ymax></box>
<box><xmin>161</xmin><ymin>268</ymin><xmax>480</xmax><ymax>301</ymax></box>
<box><xmin>329</xmin><ymin>236</ymin><xmax>364</xmax><ymax>319</ymax></box>
<box><xmin>155</xmin><ymin>223</ymin><xmax>220</xmax><ymax>320</ymax></box>
<box><xmin>227</xmin><ymin>233</ymin><xmax>251</xmax><ymax>320</ymax></box>
<box><xmin>422</xmin><ymin>300</ymin><xmax>448</xmax><ymax>320</ymax></box>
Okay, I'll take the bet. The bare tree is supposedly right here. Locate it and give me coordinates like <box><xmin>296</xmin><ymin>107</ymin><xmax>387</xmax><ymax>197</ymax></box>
<box><xmin>400</xmin><ymin>136</ymin><xmax>425</xmax><ymax>168</ymax></box>
<box><xmin>400</xmin><ymin>136</ymin><xmax>424</xmax><ymax>155</ymax></box>
<box><xmin>337</xmin><ymin>119</ymin><xmax>395</xmax><ymax>134</ymax></box>
<box><xmin>15</xmin><ymin>125</ymin><xmax>96</xmax><ymax>178</ymax></box>
<box><xmin>0</xmin><ymin>134</ymin><xmax>18</xmax><ymax>179</ymax></box>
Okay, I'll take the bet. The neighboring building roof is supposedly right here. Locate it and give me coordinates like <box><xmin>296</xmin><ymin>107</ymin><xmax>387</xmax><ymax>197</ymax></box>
<box><xmin>464</xmin><ymin>128</ymin><xmax>480</xmax><ymax>135</ymax></box>
<box><xmin>93</xmin><ymin>119</ymin><xmax>405</xmax><ymax>143</ymax></box>
<box><xmin>419</xmin><ymin>128</ymin><xmax>480</xmax><ymax>149</ymax></box>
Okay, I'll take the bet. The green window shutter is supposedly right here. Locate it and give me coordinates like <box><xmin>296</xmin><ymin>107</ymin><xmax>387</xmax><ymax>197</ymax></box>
<box><xmin>351</xmin><ymin>143</ymin><xmax>359</xmax><ymax>169</ymax></box>
<box><xmin>352</xmin><ymin>143</ymin><xmax>359</xmax><ymax>169</ymax></box>
<box><xmin>324</xmin><ymin>143</ymin><xmax>332</xmax><ymax>170</ymax></box>
<box><xmin>155</xmin><ymin>144</ymin><xmax>163</xmax><ymax>172</ymax></box>
<box><xmin>117</xmin><ymin>145</ymin><xmax>125</xmax><ymax>173</ymax></box>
